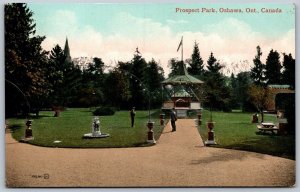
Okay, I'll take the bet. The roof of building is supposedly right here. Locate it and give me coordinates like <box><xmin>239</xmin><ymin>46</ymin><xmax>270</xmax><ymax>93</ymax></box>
<box><xmin>162</xmin><ymin>62</ymin><xmax>203</xmax><ymax>85</ymax></box>
<box><xmin>173</xmin><ymin>88</ymin><xmax>192</xmax><ymax>98</ymax></box>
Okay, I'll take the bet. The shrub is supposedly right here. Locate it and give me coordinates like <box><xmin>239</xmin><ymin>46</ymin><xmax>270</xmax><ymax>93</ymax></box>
<box><xmin>93</xmin><ymin>107</ymin><xmax>115</xmax><ymax>116</ymax></box>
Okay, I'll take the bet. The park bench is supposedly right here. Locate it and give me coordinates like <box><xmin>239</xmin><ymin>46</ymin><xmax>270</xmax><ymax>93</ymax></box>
<box><xmin>257</xmin><ymin>122</ymin><xmax>278</xmax><ymax>134</ymax></box>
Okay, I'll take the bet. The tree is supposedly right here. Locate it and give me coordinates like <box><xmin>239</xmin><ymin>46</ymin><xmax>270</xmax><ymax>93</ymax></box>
<box><xmin>104</xmin><ymin>65</ymin><xmax>130</xmax><ymax>109</ymax></box>
<box><xmin>204</xmin><ymin>52</ymin><xmax>230</xmax><ymax>111</ymax></box>
<box><xmin>46</xmin><ymin>45</ymin><xmax>65</xmax><ymax>105</ymax></box>
<box><xmin>129</xmin><ymin>50</ymin><xmax>148</xmax><ymax>109</ymax></box>
<box><xmin>233</xmin><ymin>72</ymin><xmax>255</xmax><ymax>111</ymax></box>
<box><xmin>186</xmin><ymin>41</ymin><xmax>204</xmax><ymax>79</ymax></box>
<box><xmin>229</xmin><ymin>73</ymin><xmax>240</xmax><ymax>109</ymax></box>
<box><xmin>250</xmin><ymin>46</ymin><xmax>265</xmax><ymax>85</ymax></box>
<box><xmin>282</xmin><ymin>53</ymin><xmax>295</xmax><ymax>89</ymax></box>
<box><xmin>5</xmin><ymin>3</ymin><xmax>48</xmax><ymax>116</ymax></box>
<box><xmin>168</xmin><ymin>58</ymin><xmax>182</xmax><ymax>77</ymax></box>
<box><xmin>248</xmin><ymin>84</ymin><xmax>273</xmax><ymax>122</ymax></box>
<box><xmin>265</xmin><ymin>49</ymin><xmax>281</xmax><ymax>84</ymax></box>
<box><xmin>144</xmin><ymin>59</ymin><xmax>165</xmax><ymax>108</ymax></box>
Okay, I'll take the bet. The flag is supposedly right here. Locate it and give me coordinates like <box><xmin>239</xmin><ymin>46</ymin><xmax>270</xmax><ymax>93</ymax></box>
<box><xmin>177</xmin><ymin>36</ymin><xmax>183</xmax><ymax>52</ymax></box>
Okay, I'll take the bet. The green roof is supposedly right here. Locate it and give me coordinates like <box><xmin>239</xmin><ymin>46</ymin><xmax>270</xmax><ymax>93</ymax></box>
<box><xmin>162</xmin><ymin>62</ymin><xmax>203</xmax><ymax>85</ymax></box>
<box><xmin>162</xmin><ymin>74</ymin><xmax>203</xmax><ymax>84</ymax></box>
<box><xmin>173</xmin><ymin>88</ymin><xmax>192</xmax><ymax>97</ymax></box>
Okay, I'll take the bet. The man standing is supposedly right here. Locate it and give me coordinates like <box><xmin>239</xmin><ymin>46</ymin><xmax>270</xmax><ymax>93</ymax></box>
<box><xmin>170</xmin><ymin>108</ymin><xmax>177</xmax><ymax>132</ymax></box>
<box><xmin>130</xmin><ymin>107</ymin><xmax>136</xmax><ymax>127</ymax></box>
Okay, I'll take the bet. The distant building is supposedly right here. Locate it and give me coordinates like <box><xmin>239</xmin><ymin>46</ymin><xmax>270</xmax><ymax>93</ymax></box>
<box><xmin>266</xmin><ymin>84</ymin><xmax>295</xmax><ymax>111</ymax></box>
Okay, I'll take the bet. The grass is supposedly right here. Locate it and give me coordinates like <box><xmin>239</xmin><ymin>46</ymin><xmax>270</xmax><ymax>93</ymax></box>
<box><xmin>7</xmin><ymin>108</ymin><xmax>167</xmax><ymax>148</ymax></box>
<box><xmin>197</xmin><ymin>110</ymin><xmax>295</xmax><ymax>160</ymax></box>
<box><xmin>7</xmin><ymin>108</ymin><xmax>295</xmax><ymax>160</ymax></box>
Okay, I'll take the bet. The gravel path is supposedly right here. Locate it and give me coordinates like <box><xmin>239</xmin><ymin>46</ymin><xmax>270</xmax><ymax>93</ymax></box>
<box><xmin>6</xmin><ymin>119</ymin><xmax>295</xmax><ymax>187</ymax></box>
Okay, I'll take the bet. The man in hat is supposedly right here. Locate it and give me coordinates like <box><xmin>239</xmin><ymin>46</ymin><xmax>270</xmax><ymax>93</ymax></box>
<box><xmin>130</xmin><ymin>107</ymin><xmax>136</xmax><ymax>127</ymax></box>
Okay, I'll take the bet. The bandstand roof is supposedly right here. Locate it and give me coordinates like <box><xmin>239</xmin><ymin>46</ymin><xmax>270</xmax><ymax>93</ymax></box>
<box><xmin>173</xmin><ymin>88</ymin><xmax>192</xmax><ymax>98</ymax></box>
<box><xmin>162</xmin><ymin>62</ymin><xmax>203</xmax><ymax>85</ymax></box>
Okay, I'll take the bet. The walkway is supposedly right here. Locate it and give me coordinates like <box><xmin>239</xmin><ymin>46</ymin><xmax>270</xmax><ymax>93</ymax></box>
<box><xmin>5</xmin><ymin>119</ymin><xmax>295</xmax><ymax>187</ymax></box>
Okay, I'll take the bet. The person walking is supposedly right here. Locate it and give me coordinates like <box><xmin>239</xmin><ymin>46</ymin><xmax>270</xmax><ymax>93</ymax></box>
<box><xmin>130</xmin><ymin>107</ymin><xmax>136</xmax><ymax>128</ymax></box>
<box><xmin>170</xmin><ymin>108</ymin><xmax>177</xmax><ymax>132</ymax></box>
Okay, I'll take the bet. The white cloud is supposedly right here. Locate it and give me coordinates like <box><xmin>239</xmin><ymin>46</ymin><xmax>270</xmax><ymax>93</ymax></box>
<box><xmin>40</xmin><ymin>13</ymin><xmax>295</xmax><ymax>77</ymax></box>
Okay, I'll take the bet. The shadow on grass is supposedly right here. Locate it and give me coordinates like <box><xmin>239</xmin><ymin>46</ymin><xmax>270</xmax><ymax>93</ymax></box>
<box><xmin>218</xmin><ymin>135</ymin><xmax>295</xmax><ymax>160</ymax></box>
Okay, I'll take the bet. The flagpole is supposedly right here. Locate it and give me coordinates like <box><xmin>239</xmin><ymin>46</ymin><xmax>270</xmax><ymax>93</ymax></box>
<box><xmin>181</xmin><ymin>36</ymin><xmax>183</xmax><ymax>62</ymax></box>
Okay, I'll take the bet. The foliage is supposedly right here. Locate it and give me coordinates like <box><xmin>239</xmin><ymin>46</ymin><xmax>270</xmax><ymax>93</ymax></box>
<box><xmin>186</xmin><ymin>41</ymin><xmax>204</xmax><ymax>80</ymax></box>
<box><xmin>77</xmin><ymin>57</ymin><xmax>106</xmax><ymax>107</ymax></box>
<box><xmin>276</xmin><ymin>93</ymin><xmax>295</xmax><ymax>134</ymax></box>
<box><xmin>282</xmin><ymin>53</ymin><xmax>295</xmax><ymax>89</ymax></box>
<box><xmin>250</xmin><ymin>46</ymin><xmax>265</xmax><ymax>85</ymax></box>
<box><xmin>46</xmin><ymin>44</ymin><xmax>65</xmax><ymax>106</ymax></box>
<box><xmin>104</xmin><ymin>65</ymin><xmax>130</xmax><ymax>109</ymax></box>
<box><xmin>265</xmin><ymin>49</ymin><xmax>281</xmax><ymax>84</ymax></box>
<box><xmin>168</xmin><ymin>58</ymin><xmax>182</xmax><ymax>77</ymax></box>
<box><xmin>284</xmin><ymin>94</ymin><xmax>295</xmax><ymax>134</ymax></box>
<box><xmin>5</xmin><ymin>3</ymin><xmax>48</xmax><ymax>116</ymax></box>
<box><xmin>144</xmin><ymin>59</ymin><xmax>165</xmax><ymax>108</ymax></box>
<box><xmin>230</xmin><ymin>72</ymin><xmax>255</xmax><ymax>111</ymax></box>
<box><xmin>247</xmin><ymin>84</ymin><xmax>273</xmax><ymax>122</ymax></box>
<box><xmin>203</xmin><ymin>52</ymin><xmax>231</xmax><ymax>112</ymax></box>
<box><xmin>129</xmin><ymin>51</ymin><xmax>148</xmax><ymax>109</ymax></box>
<box><xmin>93</xmin><ymin>107</ymin><xmax>116</xmax><ymax>116</ymax></box>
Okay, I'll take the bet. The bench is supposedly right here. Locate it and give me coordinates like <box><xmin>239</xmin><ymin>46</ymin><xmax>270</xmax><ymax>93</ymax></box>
<box><xmin>257</xmin><ymin>124</ymin><xmax>279</xmax><ymax>134</ymax></box>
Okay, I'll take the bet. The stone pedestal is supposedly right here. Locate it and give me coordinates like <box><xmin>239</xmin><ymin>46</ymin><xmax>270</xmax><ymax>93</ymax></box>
<box><xmin>54</xmin><ymin>111</ymin><xmax>60</xmax><ymax>117</ymax></box>
<box><xmin>21</xmin><ymin>120</ymin><xmax>34</xmax><ymax>142</ymax></box>
<box><xmin>147</xmin><ymin>121</ymin><xmax>156</xmax><ymax>143</ymax></box>
<box><xmin>160</xmin><ymin>114</ymin><xmax>165</xmax><ymax>126</ymax></box>
<box><xmin>205</xmin><ymin>121</ymin><xmax>217</xmax><ymax>146</ymax></box>
<box><xmin>197</xmin><ymin>113</ymin><xmax>202</xmax><ymax>125</ymax></box>
<box><xmin>83</xmin><ymin>117</ymin><xmax>110</xmax><ymax>139</ymax></box>
<box><xmin>252</xmin><ymin>114</ymin><xmax>258</xmax><ymax>123</ymax></box>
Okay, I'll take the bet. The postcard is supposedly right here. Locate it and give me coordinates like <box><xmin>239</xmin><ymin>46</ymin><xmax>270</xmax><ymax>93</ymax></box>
<box><xmin>4</xmin><ymin>2</ymin><xmax>295</xmax><ymax>188</ymax></box>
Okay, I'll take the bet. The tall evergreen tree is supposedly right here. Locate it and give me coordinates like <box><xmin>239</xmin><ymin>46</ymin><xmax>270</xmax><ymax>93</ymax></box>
<box><xmin>144</xmin><ymin>59</ymin><xmax>165</xmax><ymax>107</ymax></box>
<box><xmin>168</xmin><ymin>58</ymin><xmax>181</xmax><ymax>77</ymax></box>
<box><xmin>5</xmin><ymin>3</ymin><xmax>48</xmax><ymax>116</ymax></box>
<box><xmin>235</xmin><ymin>72</ymin><xmax>254</xmax><ymax>111</ymax></box>
<box><xmin>282</xmin><ymin>53</ymin><xmax>295</xmax><ymax>89</ymax></box>
<box><xmin>204</xmin><ymin>52</ymin><xmax>230</xmax><ymax>111</ymax></box>
<box><xmin>206</xmin><ymin>52</ymin><xmax>223</xmax><ymax>74</ymax></box>
<box><xmin>46</xmin><ymin>44</ymin><xmax>65</xmax><ymax>105</ymax></box>
<box><xmin>265</xmin><ymin>49</ymin><xmax>281</xmax><ymax>85</ymax></box>
<box><xmin>250</xmin><ymin>46</ymin><xmax>265</xmax><ymax>85</ymax></box>
<box><xmin>129</xmin><ymin>49</ymin><xmax>148</xmax><ymax>109</ymax></box>
<box><xmin>229</xmin><ymin>73</ymin><xmax>239</xmax><ymax>109</ymax></box>
<box><xmin>187</xmin><ymin>41</ymin><xmax>204</xmax><ymax>79</ymax></box>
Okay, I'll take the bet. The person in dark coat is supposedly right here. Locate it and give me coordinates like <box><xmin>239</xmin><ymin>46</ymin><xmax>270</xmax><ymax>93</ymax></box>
<box><xmin>130</xmin><ymin>107</ymin><xmax>136</xmax><ymax>127</ymax></box>
<box><xmin>170</xmin><ymin>108</ymin><xmax>177</xmax><ymax>132</ymax></box>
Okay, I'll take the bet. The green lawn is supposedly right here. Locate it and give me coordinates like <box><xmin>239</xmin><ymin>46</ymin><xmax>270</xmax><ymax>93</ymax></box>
<box><xmin>7</xmin><ymin>109</ymin><xmax>295</xmax><ymax>159</ymax></box>
<box><xmin>7</xmin><ymin>108</ymin><xmax>167</xmax><ymax>148</ymax></box>
<box><xmin>198</xmin><ymin>110</ymin><xmax>295</xmax><ymax>160</ymax></box>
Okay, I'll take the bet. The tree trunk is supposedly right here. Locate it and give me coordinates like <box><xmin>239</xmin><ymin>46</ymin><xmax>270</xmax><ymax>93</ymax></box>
<box><xmin>260</xmin><ymin>108</ymin><xmax>264</xmax><ymax>123</ymax></box>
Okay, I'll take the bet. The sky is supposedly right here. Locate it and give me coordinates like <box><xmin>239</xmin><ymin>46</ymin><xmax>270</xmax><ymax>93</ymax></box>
<box><xmin>28</xmin><ymin>3</ymin><xmax>295</xmax><ymax>76</ymax></box>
